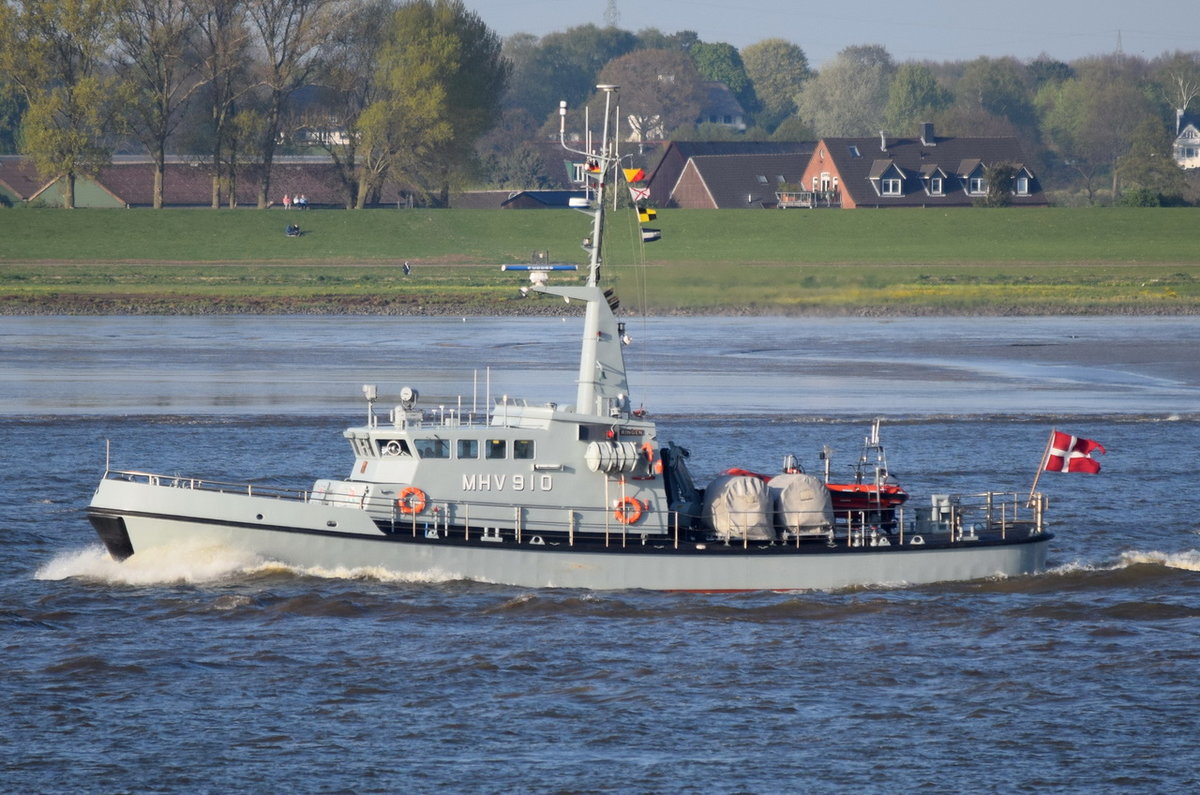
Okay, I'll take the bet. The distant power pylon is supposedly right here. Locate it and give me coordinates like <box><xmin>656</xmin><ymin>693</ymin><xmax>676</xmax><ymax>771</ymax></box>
<box><xmin>604</xmin><ymin>0</ymin><xmax>620</xmax><ymax>27</ymax></box>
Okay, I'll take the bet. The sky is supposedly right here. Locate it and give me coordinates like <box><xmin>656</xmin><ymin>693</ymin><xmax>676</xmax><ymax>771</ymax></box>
<box><xmin>469</xmin><ymin>0</ymin><xmax>1200</xmax><ymax>67</ymax></box>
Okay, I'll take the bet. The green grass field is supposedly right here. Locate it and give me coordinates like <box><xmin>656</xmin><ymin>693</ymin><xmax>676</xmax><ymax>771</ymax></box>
<box><xmin>2</xmin><ymin>206</ymin><xmax>1198</xmax><ymax>314</ymax></box>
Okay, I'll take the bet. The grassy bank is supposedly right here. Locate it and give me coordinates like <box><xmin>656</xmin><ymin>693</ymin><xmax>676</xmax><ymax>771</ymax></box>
<box><xmin>2</xmin><ymin>207</ymin><xmax>1198</xmax><ymax>314</ymax></box>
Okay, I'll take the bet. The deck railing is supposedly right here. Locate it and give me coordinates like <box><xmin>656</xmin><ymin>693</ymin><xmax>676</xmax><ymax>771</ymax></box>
<box><xmin>101</xmin><ymin>468</ymin><xmax>1045</xmax><ymax>550</ymax></box>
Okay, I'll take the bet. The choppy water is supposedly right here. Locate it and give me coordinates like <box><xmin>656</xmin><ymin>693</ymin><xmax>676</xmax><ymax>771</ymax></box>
<box><xmin>4</xmin><ymin>316</ymin><xmax>1200</xmax><ymax>793</ymax></box>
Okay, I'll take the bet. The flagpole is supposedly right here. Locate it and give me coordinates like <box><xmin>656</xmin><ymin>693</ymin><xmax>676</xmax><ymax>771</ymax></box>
<box><xmin>1027</xmin><ymin>428</ymin><xmax>1055</xmax><ymax>505</ymax></box>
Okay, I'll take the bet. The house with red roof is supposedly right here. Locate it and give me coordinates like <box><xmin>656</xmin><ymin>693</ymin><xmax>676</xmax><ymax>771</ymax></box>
<box><xmin>795</xmin><ymin>124</ymin><xmax>1045</xmax><ymax>209</ymax></box>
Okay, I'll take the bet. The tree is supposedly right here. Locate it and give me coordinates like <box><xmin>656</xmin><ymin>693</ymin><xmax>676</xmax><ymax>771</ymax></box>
<box><xmin>188</xmin><ymin>0</ymin><xmax>254</xmax><ymax>208</ymax></box>
<box><xmin>419</xmin><ymin>0</ymin><xmax>508</xmax><ymax>205</ymax></box>
<box><xmin>1037</xmin><ymin>60</ymin><xmax>1156</xmax><ymax>203</ymax></box>
<box><xmin>1152</xmin><ymin>51</ymin><xmax>1200</xmax><ymax>131</ymax></box>
<box><xmin>1027</xmin><ymin>56</ymin><xmax>1073</xmax><ymax>88</ymax></box>
<box><xmin>358</xmin><ymin>0</ymin><xmax>507</xmax><ymax>207</ymax></box>
<box><xmin>769</xmin><ymin>115</ymin><xmax>813</xmax><ymax>141</ymax></box>
<box><xmin>114</xmin><ymin>0</ymin><xmax>206</xmax><ymax>208</ymax></box>
<box><xmin>980</xmin><ymin>162</ymin><xmax>1016</xmax><ymax>207</ymax></box>
<box><xmin>0</xmin><ymin>80</ymin><xmax>25</xmax><ymax>154</ymax></box>
<box><xmin>1115</xmin><ymin>117</ymin><xmax>1186</xmax><ymax>202</ymax></box>
<box><xmin>884</xmin><ymin>62</ymin><xmax>952</xmax><ymax>133</ymax></box>
<box><xmin>954</xmin><ymin>56</ymin><xmax>1036</xmax><ymax>129</ymax></box>
<box><xmin>0</xmin><ymin>0</ymin><xmax>125</xmax><ymax>209</ymax></box>
<box><xmin>634</xmin><ymin>28</ymin><xmax>698</xmax><ymax>52</ymax></box>
<box><xmin>689</xmin><ymin>41</ymin><xmax>756</xmax><ymax>118</ymax></box>
<box><xmin>594</xmin><ymin>49</ymin><xmax>705</xmax><ymax>141</ymax></box>
<box><xmin>478</xmin><ymin>109</ymin><xmax>555</xmax><ymax>189</ymax></box>
<box><xmin>796</xmin><ymin>44</ymin><xmax>895</xmax><ymax>137</ymax></box>
<box><xmin>741</xmin><ymin>38</ymin><xmax>810</xmax><ymax>131</ymax></box>
<box><xmin>310</xmin><ymin>0</ymin><xmax>394</xmax><ymax>208</ymax></box>
<box><xmin>245</xmin><ymin>0</ymin><xmax>343</xmax><ymax>208</ymax></box>
<box><xmin>504</xmin><ymin>24</ymin><xmax>636</xmax><ymax>126</ymax></box>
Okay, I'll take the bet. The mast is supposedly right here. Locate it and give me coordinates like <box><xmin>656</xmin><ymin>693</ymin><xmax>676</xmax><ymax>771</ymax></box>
<box><xmin>535</xmin><ymin>85</ymin><xmax>631</xmax><ymax>419</ymax></box>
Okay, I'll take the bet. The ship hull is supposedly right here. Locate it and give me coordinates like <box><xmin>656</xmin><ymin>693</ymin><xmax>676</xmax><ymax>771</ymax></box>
<box><xmin>88</xmin><ymin>479</ymin><xmax>1050</xmax><ymax>592</ymax></box>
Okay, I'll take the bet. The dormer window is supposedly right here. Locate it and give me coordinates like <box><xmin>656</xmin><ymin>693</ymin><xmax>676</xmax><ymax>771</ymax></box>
<box><xmin>1014</xmin><ymin>175</ymin><xmax>1030</xmax><ymax>195</ymax></box>
<box><xmin>968</xmin><ymin>176</ymin><xmax>987</xmax><ymax>195</ymax></box>
<box><xmin>929</xmin><ymin>177</ymin><xmax>944</xmax><ymax>196</ymax></box>
<box><xmin>881</xmin><ymin>178</ymin><xmax>902</xmax><ymax>196</ymax></box>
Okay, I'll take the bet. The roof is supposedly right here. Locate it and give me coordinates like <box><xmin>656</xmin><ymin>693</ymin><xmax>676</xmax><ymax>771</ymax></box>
<box><xmin>674</xmin><ymin>151</ymin><xmax>813</xmax><ymax>208</ymax></box>
<box><xmin>0</xmin><ymin>156</ymin><xmax>50</xmax><ymax>200</ymax></box>
<box><xmin>646</xmin><ymin>140</ymin><xmax>812</xmax><ymax>205</ymax></box>
<box><xmin>700</xmin><ymin>81</ymin><xmax>745</xmax><ymax>118</ymax></box>
<box><xmin>813</xmin><ymin>133</ymin><xmax>1045</xmax><ymax>207</ymax></box>
<box><xmin>0</xmin><ymin>156</ymin><xmax>409</xmax><ymax>207</ymax></box>
<box><xmin>649</xmin><ymin>140</ymin><xmax>810</xmax><ymax>173</ymax></box>
<box><xmin>452</xmin><ymin>189</ymin><xmax>586</xmax><ymax>209</ymax></box>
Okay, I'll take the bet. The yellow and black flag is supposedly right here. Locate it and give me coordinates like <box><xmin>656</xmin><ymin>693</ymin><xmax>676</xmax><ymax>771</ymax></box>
<box><xmin>637</xmin><ymin>205</ymin><xmax>657</xmax><ymax>223</ymax></box>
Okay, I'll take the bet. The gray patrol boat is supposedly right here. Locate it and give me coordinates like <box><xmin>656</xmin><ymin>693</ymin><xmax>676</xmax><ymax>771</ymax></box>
<box><xmin>87</xmin><ymin>86</ymin><xmax>1051</xmax><ymax>591</ymax></box>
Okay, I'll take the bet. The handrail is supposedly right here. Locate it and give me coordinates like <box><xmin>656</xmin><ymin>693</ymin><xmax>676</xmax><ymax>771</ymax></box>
<box><xmin>103</xmin><ymin>468</ymin><xmax>1045</xmax><ymax>546</ymax></box>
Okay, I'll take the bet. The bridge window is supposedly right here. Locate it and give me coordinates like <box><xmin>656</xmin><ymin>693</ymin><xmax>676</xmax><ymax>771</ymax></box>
<box><xmin>416</xmin><ymin>439</ymin><xmax>449</xmax><ymax>458</ymax></box>
<box><xmin>486</xmin><ymin>439</ymin><xmax>507</xmax><ymax>459</ymax></box>
<box><xmin>514</xmin><ymin>440</ymin><xmax>535</xmax><ymax>459</ymax></box>
<box><xmin>457</xmin><ymin>439</ymin><xmax>478</xmax><ymax>459</ymax></box>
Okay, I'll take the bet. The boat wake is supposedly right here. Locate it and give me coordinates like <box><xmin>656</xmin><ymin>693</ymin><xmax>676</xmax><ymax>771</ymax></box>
<box><xmin>35</xmin><ymin>543</ymin><xmax>463</xmax><ymax>587</ymax></box>
<box><xmin>1114</xmin><ymin>548</ymin><xmax>1200</xmax><ymax>572</ymax></box>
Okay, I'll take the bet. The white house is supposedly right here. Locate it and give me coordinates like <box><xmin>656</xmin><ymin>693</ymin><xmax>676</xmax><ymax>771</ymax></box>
<box><xmin>1173</xmin><ymin>112</ymin><xmax>1200</xmax><ymax>170</ymax></box>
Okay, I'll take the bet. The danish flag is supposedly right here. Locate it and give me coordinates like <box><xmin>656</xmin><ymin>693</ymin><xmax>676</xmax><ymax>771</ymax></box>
<box><xmin>1044</xmin><ymin>430</ymin><xmax>1105</xmax><ymax>474</ymax></box>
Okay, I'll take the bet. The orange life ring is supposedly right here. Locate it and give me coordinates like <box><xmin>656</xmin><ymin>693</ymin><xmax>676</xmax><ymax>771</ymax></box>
<box><xmin>397</xmin><ymin>486</ymin><xmax>427</xmax><ymax>515</ymax></box>
<box><xmin>614</xmin><ymin>496</ymin><xmax>645</xmax><ymax>524</ymax></box>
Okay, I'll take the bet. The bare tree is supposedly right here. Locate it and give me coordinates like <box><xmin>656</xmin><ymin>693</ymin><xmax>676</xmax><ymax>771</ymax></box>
<box><xmin>245</xmin><ymin>0</ymin><xmax>344</xmax><ymax>208</ymax></box>
<box><xmin>188</xmin><ymin>0</ymin><xmax>253</xmax><ymax>207</ymax></box>
<box><xmin>303</xmin><ymin>0</ymin><xmax>394</xmax><ymax>208</ymax></box>
<box><xmin>1153</xmin><ymin>51</ymin><xmax>1200</xmax><ymax>131</ymax></box>
<box><xmin>115</xmin><ymin>0</ymin><xmax>207</xmax><ymax>208</ymax></box>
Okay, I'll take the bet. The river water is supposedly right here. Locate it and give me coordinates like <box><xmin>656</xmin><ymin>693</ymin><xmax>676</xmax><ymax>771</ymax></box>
<box><xmin>3</xmin><ymin>315</ymin><xmax>1200</xmax><ymax>793</ymax></box>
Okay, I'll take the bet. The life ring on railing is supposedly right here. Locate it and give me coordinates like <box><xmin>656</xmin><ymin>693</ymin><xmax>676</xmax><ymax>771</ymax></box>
<box><xmin>614</xmin><ymin>496</ymin><xmax>646</xmax><ymax>524</ymax></box>
<box><xmin>397</xmin><ymin>486</ymin><xmax>427</xmax><ymax>515</ymax></box>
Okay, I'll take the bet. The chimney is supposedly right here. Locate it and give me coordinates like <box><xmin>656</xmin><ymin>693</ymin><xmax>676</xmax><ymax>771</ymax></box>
<box><xmin>920</xmin><ymin>122</ymin><xmax>936</xmax><ymax>146</ymax></box>
<box><xmin>880</xmin><ymin>131</ymin><xmax>887</xmax><ymax>152</ymax></box>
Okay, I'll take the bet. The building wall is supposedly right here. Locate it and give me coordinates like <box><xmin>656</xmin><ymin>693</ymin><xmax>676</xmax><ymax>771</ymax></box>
<box><xmin>1175</xmin><ymin>125</ymin><xmax>1200</xmax><ymax>170</ymax></box>
<box><xmin>799</xmin><ymin>147</ymin><xmax>855</xmax><ymax>209</ymax></box>
<box><xmin>669</xmin><ymin>163</ymin><xmax>717</xmax><ymax>209</ymax></box>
